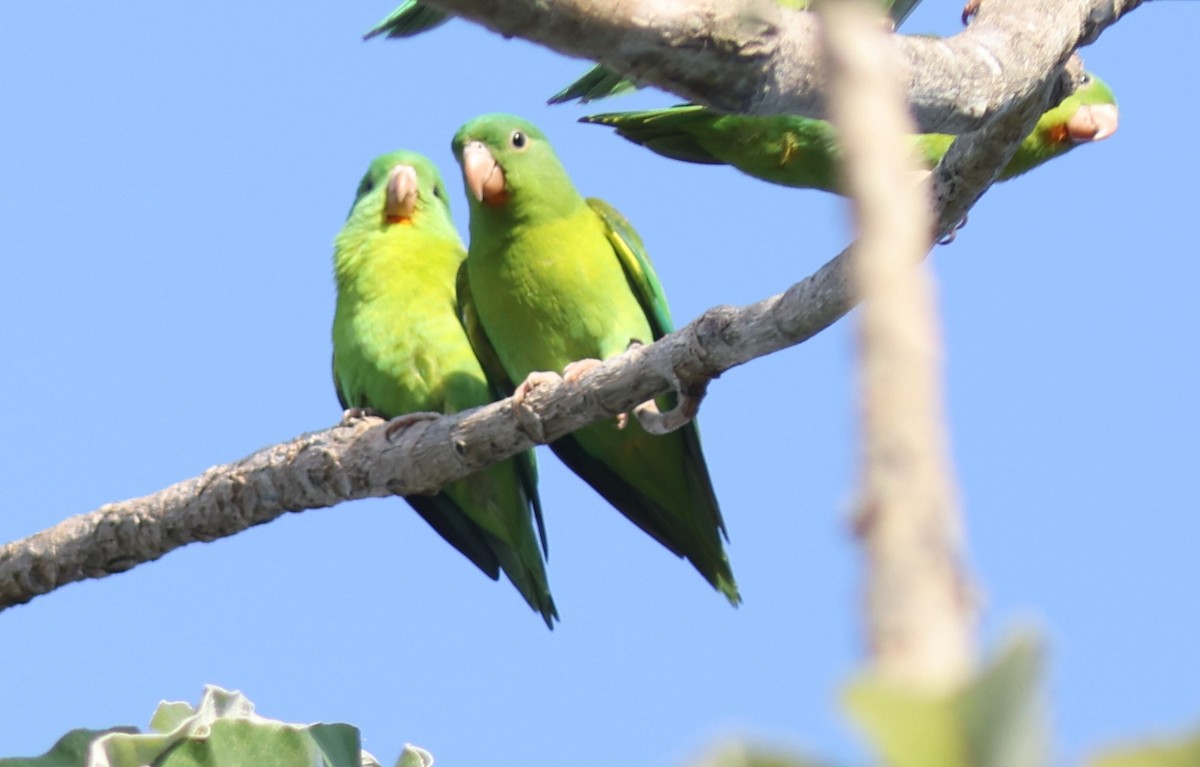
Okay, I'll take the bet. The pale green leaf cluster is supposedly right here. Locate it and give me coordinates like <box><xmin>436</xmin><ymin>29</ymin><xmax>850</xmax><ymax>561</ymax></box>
<box><xmin>0</xmin><ymin>687</ymin><xmax>400</xmax><ymax>767</ymax></box>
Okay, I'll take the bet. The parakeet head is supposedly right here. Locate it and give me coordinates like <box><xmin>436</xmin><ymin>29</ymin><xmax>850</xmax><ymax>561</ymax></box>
<box><xmin>1040</xmin><ymin>71</ymin><xmax>1119</xmax><ymax>145</ymax></box>
<box><xmin>997</xmin><ymin>71</ymin><xmax>1118</xmax><ymax>180</ymax></box>
<box><xmin>348</xmin><ymin>149</ymin><xmax>454</xmax><ymax>226</ymax></box>
<box><xmin>451</xmin><ymin>114</ymin><xmax>578</xmax><ymax>217</ymax></box>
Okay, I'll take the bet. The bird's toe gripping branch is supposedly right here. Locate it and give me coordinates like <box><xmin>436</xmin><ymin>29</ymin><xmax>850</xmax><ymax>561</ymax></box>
<box><xmin>962</xmin><ymin>0</ymin><xmax>981</xmax><ymax>25</ymax></box>
<box><xmin>563</xmin><ymin>357</ymin><xmax>633</xmax><ymax>430</ymax></box>
<box><xmin>561</xmin><ymin>358</ymin><xmax>604</xmax><ymax>383</ymax></box>
<box><xmin>625</xmin><ymin>340</ymin><xmax>711</xmax><ymax>436</ymax></box>
<box><xmin>340</xmin><ymin>407</ymin><xmax>386</xmax><ymax>426</ymax></box>
<box><xmin>511</xmin><ymin>370</ymin><xmax>565</xmax><ymax>443</ymax></box>
<box><xmin>938</xmin><ymin>214</ymin><xmax>969</xmax><ymax>245</ymax></box>
<box><xmin>383</xmin><ymin>411</ymin><xmax>443</xmax><ymax>442</ymax></box>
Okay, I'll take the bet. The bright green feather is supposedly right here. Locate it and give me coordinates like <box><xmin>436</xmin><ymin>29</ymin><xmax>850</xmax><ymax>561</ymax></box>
<box><xmin>451</xmin><ymin>114</ymin><xmax>739</xmax><ymax>604</ymax></box>
<box><xmin>332</xmin><ymin>149</ymin><xmax>556</xmax><ymax>627</ymax></box>
<box><xmin>362</xmin><ymin>0</ymin><xmax>447</xmax><ymax>40</ymax></box>
<box><xmin>581</xmin><ymin>72</ymin><xmax>1117</xmax><ymax>192</ymax></box>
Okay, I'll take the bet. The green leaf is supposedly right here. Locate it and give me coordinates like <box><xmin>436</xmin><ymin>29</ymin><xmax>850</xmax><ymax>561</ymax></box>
<box><xmin>0</xmin><ymin>729</ymin><xmax>139</xmax><ymax>767</ymax></box>
<box><xmin>152</xmin><ymin>720</ymin><xmax>360</xmax><ymax>767</ymax></box>
<box><xmin>843</xmin><ymin>674</ymin><xmax>967</xmax><ymax>767</ymax></box>
<box><xmin>959</xmin><ymin>635</ymin><xmax>1047</xmax><ymax>767</ymax></box>
<box><xmin>1090</xmin><ymin>732</ymin><xmax>1200</xmax><ymax>767</ymax></box>
<box><xmin>89</xmin><ymin>686</ymin><xmax>362</xmax><ymax>767</ymax></box>
<box><xmin>394</xmin><ymin>745</ymin><xmax>434</xmax><ymax>767</ymax></box>
<box><xmin>843</xmin><ymin>634</ymin><xmax>1049</xmax><ymax>767</ymax></box>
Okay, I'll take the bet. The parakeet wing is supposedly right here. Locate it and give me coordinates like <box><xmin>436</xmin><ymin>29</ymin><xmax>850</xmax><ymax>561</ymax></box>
<box><xmin>586</xmin><ymin>198</ymin><xmax>673</xmax><ymax>340</ymax></box>
<box><xmin>456</xmin><ymin>262</ymin><xmax>548</xmax><ymax>554</ymax></box>
<box><xmin>581</xmin><ymin>197</ymin><xmax>727</xmax><ymax>550</ymax></box>
<box><xmin>579</xmin><ymin>105</ymin><xmax>726</xmax><ymax>165</ymax></box>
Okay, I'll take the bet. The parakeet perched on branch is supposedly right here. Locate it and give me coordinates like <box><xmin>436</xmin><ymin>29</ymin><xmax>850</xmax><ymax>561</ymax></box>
<box><xmin>332</xmin><ymin>150</ymin><xmax>556</xmax><ymax>627</ymax></box>
<box><xmin>450</xmin><ymin>114</ymin><xmax>739</xmax><ymax>604</ymax></box>
<box><xmin>580</xmin><ymin>72</ymin><xmax>1118</xmax><ymax>191</ymax></box>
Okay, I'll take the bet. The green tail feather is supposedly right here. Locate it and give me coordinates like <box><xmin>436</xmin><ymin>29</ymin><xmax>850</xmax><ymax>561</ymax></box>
<box><xmin>548</xmin><ymin>64</ymin><xmax>640</xmax><ymax>105</ymax></box>
<box><xmin>405</xmin><ymin>493</ymin><xmax>502</xmax><ymax>580</ymax></box>
<box><xmin>363</xmin><ymin>1</ymin><xmax>448</xmax><ymax>40</ymax></box>
<box><xmin>551</xmin><ymin>424</ymin><xmax>740</xmax><ymax>607</ymax></box>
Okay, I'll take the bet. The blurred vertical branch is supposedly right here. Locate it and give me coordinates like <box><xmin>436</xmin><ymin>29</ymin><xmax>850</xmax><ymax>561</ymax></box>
<box><xmin>819</xmin><ymin>0</ymin><xmax>978</xmax><ymax>689</ymax></box>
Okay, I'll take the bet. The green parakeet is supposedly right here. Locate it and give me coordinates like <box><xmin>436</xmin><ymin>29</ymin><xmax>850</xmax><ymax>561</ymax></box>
<box><xmin>450</xmin><ymin>114</ymin><xmax>739</xmax><ymax>605</ymax></box>
<box><xmin>580</xmin><ymin>72</ymin><xmax>1118</xmax><ymax>190</ymax></box>
<box><xmin>548</xmin><ymin>0</ymin><xmax>923</xmax><ymax>104</ymax></box>
<box><xmin>332</xmin><ymin>150</ymin><xmax>557</xmax><ymax>627</ymax></box>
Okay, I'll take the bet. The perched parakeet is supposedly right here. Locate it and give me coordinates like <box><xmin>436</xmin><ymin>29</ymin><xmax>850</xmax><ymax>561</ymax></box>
<box><xmin>547</xmin><ymin>0</ymin><xmax>924</xmax><ymax>104</ymax></box>
<box><xmin>450</xmin><ymin>114</ymin><xmax>739</xmax><ymax>604</ymax></box>
<box><xmin>580</xmin><ymin>72</ymin><xmax>1118</xmax><ymax>190</ymax></box>
<box><xmin>332</xmin><ymin>150</ymin><xmax>557</xmax><ymax>627</ymax></box>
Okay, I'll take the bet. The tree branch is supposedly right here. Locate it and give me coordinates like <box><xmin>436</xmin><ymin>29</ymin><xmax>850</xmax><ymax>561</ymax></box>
<box><xmin>0</xmin><ymin>1</ymin><xmax>1123</xmax><ymax>613</ymax></box>
<box><xmin>821</xmin><ymin>0</ymin><xmax>975</xmax><ymax>689</ymax></box>
<box><xmin>0</xmin><ymin>87</ymin><xmax>1045</xmax><ymax>612</ymax></box>
<box><xmin>422</xmin><ymin>0</ymin><xmax>1141</xmax><ymax>132</ymax></box>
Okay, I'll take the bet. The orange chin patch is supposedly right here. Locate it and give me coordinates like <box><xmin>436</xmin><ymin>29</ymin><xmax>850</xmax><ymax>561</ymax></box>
<box><xmin>1045</xmin><ymin>124</ymin><xmax>1070</xmax><ymax>146</ymax></box>
<box><xmin>483</xmin><ymin>190</ymin><xmax>509</xmax><ymax>207</ymax></box>
<box><xmin>385</xmin><ymin>215</ymin><xmax>414</xmax><ymax>225</ymax></box>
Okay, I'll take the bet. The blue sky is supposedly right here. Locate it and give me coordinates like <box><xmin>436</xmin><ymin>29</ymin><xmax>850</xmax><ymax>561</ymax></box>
<box><xmin>1</xmin><ymin>2</ymin><xmax>1196</xmax><ymax>765</ymax></box>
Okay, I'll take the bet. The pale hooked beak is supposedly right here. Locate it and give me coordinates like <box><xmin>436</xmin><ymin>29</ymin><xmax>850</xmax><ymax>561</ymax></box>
<box><xmin>385</xmin><ymin>164</ymin><xmax>419</xmax><ymax>221</ymax></box>
<box><xmin>1066</xmin><ymin>103</ymin><xmax>1119</xmax><ymax>143</ymax></box>
<box><xmin>461</xmin><ymin>140</ymin><xmax>506</xmax><ymax>202</ymax></box>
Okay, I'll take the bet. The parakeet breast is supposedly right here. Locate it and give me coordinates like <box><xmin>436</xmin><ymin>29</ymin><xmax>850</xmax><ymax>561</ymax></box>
<box><xmin>469</xmin><ymin>206</ymin><xmax>653</xmax><ymax>380</ymax></box>
<box><xmin>333</xmin><ymin>228</ymin><xmax>488</xmax><ymax>416</ymax></box>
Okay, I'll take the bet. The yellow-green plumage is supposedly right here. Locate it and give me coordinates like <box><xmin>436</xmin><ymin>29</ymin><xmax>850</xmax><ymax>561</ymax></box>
<box><xmin>332</xmin><ymin>150</ymin><xmax>556</xmax><ymax>627</ymax></box>
<box><xmin>581</xmin><ymin>72</ymin><xmax>1118</xmax><ymax>191</ymax></box>
<box><xmin>452</xmin><ymin>115</ymin><xmax>738</xmax><ymax>604</ymax></box>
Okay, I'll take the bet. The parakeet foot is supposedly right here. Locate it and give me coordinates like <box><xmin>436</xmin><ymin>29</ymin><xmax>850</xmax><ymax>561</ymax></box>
<box><xmin>562</xmin><ymin>358</ymin><xmax>604</xmax><ymax>383</ymax></box>
<box><xmin>341</xmin><ymin>407</ymin><xmax>386</xmax><ymax>425</ymax></box>
<box><xmin>561</xmin><ymin>358</ymin><xmax>636</xmax><ymax>429</ymax></box>
<box><xmin>511</xmin><ymin>371</ymin><xmax>563</xmax><ymax>442</ymax></box>
<box><xmin>384</xmin><ymin>411</ymin><xmax>442</xmax><ymax>442</ymax></box>
<box><xmin>633</xmin><ymin>397</ymin><xmax>699</xmax><ymax>435</ymax></box>
<box><xmin>938</xmin><ymin>214</ymin><xmax>969</xmax><ymax>245</ymax></box>
<box><xmin>962</xmin><ymin>0</ymin><xmax>980</xmax><ymax>25</ymax></box>
<box><xmin>622</xmin><ymin>340</ymin><xmax>708</xmax><ymax>435</ymax></box>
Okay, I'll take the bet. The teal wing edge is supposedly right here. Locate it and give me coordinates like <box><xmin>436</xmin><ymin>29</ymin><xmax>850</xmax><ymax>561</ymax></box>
<box><xmin>586</xmin><ymin>198</ymin><xmax>673</xmax><ymax>340</ymax></box>
<box><xmin>586</xmin><ymin>198</ymin><xmax>727</xmax><ymax>541</ymax></box>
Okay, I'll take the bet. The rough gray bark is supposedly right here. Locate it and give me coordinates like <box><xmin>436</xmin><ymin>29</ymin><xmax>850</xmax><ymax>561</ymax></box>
<box><xmin>0</xmin><ymin>1</ymin><xmax>1133</xmax><ymax>612</ymax></box>
<box><xmin>421</xmin><ymin>0</ymin><xmax>1142</xmax><ymax>132</ymax></box>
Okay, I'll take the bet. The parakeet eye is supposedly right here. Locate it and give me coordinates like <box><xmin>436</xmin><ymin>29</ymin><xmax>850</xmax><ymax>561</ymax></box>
<box><xmin>510</xmin><ymin>130</ymin><xmax>527</xmax><ymax>150</ymax></box>
<box><xmin>1080</xmin><ymin>73</ymin><xmax>1092</xmax><ymax>86</ymax></box>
